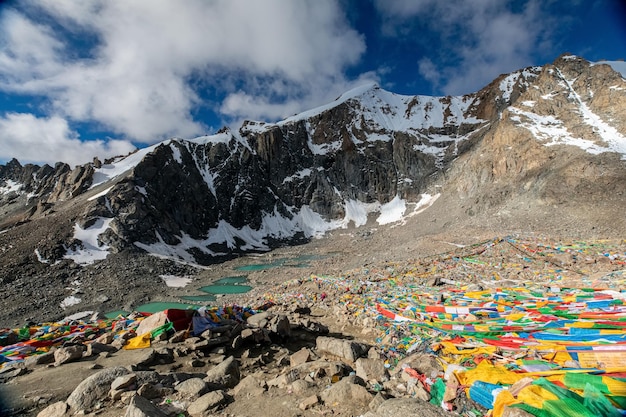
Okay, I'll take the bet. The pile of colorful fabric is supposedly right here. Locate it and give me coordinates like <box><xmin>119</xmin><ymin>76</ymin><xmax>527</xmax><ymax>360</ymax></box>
<box><xmin>283</xmin><ymin>237</ymin><xmax>625</xmax><ymax>416</ymax></box>
<box><xmin>373</xmin><ymin>283</ymin><xmax>626</xmax><ymax>416</ymax></box>
<box><xmin>310</xmin><ymin>236</ymin><xmax>626</xmax><ymax>417</ymax></box>
<box><xmin>0</xmin><ymin>304</ymin><xmax>261</xmax><ymax>364</ymax></box>
<box><xmin>0</xmin><ymin>321</ymin><xmax>108</xmax><ymax>363</ymax></box>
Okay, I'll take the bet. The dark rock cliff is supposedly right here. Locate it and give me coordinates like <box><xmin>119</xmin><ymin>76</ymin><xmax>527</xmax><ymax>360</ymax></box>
<box><xmin>1</xmin><ymin>55</ymin><xmax>624</xmax><ymax>268</ymax></box>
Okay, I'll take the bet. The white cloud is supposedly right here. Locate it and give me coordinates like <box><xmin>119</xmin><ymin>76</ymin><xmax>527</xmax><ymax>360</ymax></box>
<box><xmin>0</xmin><ymin>113</ymin><xmax>135</xmax><ymax>166</ymax></box>
<box><xmin>375</xmin><ymin>0</ymin><xmax>550</xmax><ymax>95</ymax></box>
<box><xmin>0</xmin><ymin>0</ymin><xmax>367</xmax><ymax>154</ymax></box>
<box><xmin>220</xmin><ymin>71</ymin><xmax>380</xmax><ymax>123</ymax></box>
<box><xmin>417</xmin><ymin>58</ymin><xmax>441</xmax><ymax>89</ymax></box>
<box><xmin>0</xmin><ymin>9</ymin><xmax>64</xmax><ymax>80</ymax></box>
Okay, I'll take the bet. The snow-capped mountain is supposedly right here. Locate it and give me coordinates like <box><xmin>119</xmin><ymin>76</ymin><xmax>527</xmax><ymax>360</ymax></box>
<box><xmin>0</xmin><ymin>54</ymin><xmax>625</xmax><ymax>325</ymax></box>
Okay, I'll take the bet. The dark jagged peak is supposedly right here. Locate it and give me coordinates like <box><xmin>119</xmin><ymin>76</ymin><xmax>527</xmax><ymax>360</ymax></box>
<box><xmin>240</xmin><ymin>82</ymin><xmax>488</xmax><ymax>137</ymax></box>
<box><xmin>1</xmin><ymin>53</ymin><xmax>626</xmax><ymax>331</ymax></box>
<box><xmin>1</xmin><ymin>53</ymin><xmax>625</xmax><ymax>271</ymax></box>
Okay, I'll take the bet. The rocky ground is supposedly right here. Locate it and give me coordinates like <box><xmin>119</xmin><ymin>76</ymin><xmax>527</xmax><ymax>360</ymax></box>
<box><xmin>0</xmin><ymin>296</ymin><xmax>469</xmax><ymax>417</ymax></box>
<box><xmin>1</xmin><ymin>211</ymin><xmax>625</xmax><ymax>416</ymax></box>
<box><xmin>3</xmin><ymin>180</ymin><xmax>623</xmax><ymax>330</ymax></box>
<box><xmin>1</xmin><ymin>183</ymin><xmax>626</xmax><ymax>417</ymax></box>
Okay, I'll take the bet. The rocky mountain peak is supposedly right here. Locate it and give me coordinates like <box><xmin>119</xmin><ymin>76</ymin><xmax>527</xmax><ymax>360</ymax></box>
<box><xmin>0</xmin><ymin>54</ymin><xmax>625</xmax><ymax>326</ymax></box>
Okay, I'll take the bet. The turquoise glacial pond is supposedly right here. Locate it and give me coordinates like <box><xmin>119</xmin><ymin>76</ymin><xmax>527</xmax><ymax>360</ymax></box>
<box><xmin>198</xmin><ymin>275</ymin><xmax>252</xmax><ymax>294</ymax></box>
<box><xmin>104</xmin><ymin>310</ymin><xmax>129</xmax><ymax>319</ymax></box>
<box><xmin>214</xmin><ymin>275</ymin><xmax>248</xmax><ymax>284</ymax></box>
<box><xmin>134</xmin><ymin>302</ymin><xmax>197</xmax><ymax>313</ymax></box>
<box><xmin>180</xmin><ymin>294</ymin><xmax>217</xmax><ymax>302</ymax></box>
<box><xmin>199</xmin><ymin>284</ymin><xmax>252</xmax><ymax>294</ymax></box>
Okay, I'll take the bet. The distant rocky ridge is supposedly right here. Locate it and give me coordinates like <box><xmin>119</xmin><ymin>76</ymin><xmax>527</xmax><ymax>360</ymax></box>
<box><xmin>0</xmin><ymin>54</ymin><xmax>625</xmax><ymax>327</ymax></box>
<box><xmin>0</xmin><ymin>63</ymin><xmax>540</xmax><ymax>262</ymax></box>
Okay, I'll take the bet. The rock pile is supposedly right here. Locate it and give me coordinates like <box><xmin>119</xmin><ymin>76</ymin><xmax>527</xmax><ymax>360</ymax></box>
<box><xmin>12</xmin><ymin>303</ymin><xmax>467</xmax><ymax>417</ymax></box>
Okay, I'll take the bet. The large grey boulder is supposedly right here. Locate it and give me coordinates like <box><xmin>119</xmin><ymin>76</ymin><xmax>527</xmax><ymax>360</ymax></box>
<box><xmin>290</xmin><ymin>347</ymin><xmax>312</xmax><ymax>367</ymax></box>
<box><xmin>175</xmin><ymin>377</ymin><xmax>210</xmax><ymax>397</ymax></box>
<box><xmin>316</xmin><ymin>336</ymin><xmax>368</xmax><ymax>363</ymax></box>
<box><xmin>232</xmin><ymin>375</ymin><xmax>266</xmax><ymax>398</ymax></box>
<box><xmin>204</xmin><ymin>356</ymin><xmax>240</xmax><ymax>389</ymax></box>
<box><xmin>36</xmin><ymin>401</ymin><xmax>70</xmax><ymax>417</ymax></box>
<box><xmin>66</xmin><ymin>366</ymin><xmax>131</xmax><ymax>411</ymax></box>
<box><xmin>363</xmin><ymin>398</ymin><xmax>457</xmax><ymax>417</ymax></box>
<box><xmin>395</xmin><ymin>354</ymin><xmax>443</xmax><ymax>379</ymax></box>
<box><xmin>124</xmin><ymin>395</ymin><xmax>167</xmax><ymax>417</ymax></box>
<box><xmin>53</xmin><ymin>345</ymin><xmax>85</xmax><ymax>366</ymax></box>
<box><xmin>186</xmin><ymin>390</ymin><xmax>228</xmax><ymax>416</ymax></box>
<box><xmin>246</xmin><ymin>311</ymin><xmax>271</xmax><ymax>328</ymax></box>
<box><xmin>355</xmin><ymin>358</ymin><xmax>387</xmax><ymax>382</ymax></box>
<box><xmin>320</xmin><ymin>376</ymin><xmax>373</xmax><ymax>408</ymax></box>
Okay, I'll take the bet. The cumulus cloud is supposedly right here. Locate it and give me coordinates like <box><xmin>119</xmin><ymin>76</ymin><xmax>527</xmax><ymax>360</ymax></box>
<box><xmin>0</xmin><ymin>0</ymin><xmax>367</xmax><ymax>163</ymax></box>
<box><xmin>374</xmin><ymin>0</ymin><xmax>551</xmax><ymax>95</ymax></box>
<box><xmin>220</xmin><ymin>71</ymin><xmax>380</xmax><ymax>123</ymax></box>
<box><xmin>0</xmin><ymin>113</ymin><xmax>136</xmax><ymax>167</ymax></box>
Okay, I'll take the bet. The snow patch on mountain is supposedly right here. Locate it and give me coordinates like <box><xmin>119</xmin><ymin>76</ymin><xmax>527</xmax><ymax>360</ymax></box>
<box><xmin>410</xmin><ymin>193</ymin><xmax>440</xmax><ymax>216</ymax></box>
<box><xmin>34</xmin><ymin>249</ymin><xmax>50</xmax><ymax>264</ymax></box>
<box><xmin>351</xmin><ymin>86</ymin><xmax>484</xmax><ymax>132</ymax></box>
<box><xmin>0</xmin><ymin>179</ymin><xmax>21</xmax><ymax>195</ymax></box>
<box><xmin>88</xmin><ymin>186</ymin><xmax>113</xmax><ymax>201</ymax></box>
<box><xmin>499</xmin><ymin>67</ymin><xmax>541</xmax><ymax>102</ymax></box>
<box><xmin>60</xmin><ymin>296</ymin><xmax>81</xmax><ymax>309</ymax></box>
<box><xmin>242</xmin><ymin>83</ymin><xmax>485</xmax><ymax>139</ymax></box>
<box><xmin>134</xmin><ymin>194</ymin><xmax>437</xmax><ymax>264</ymax></box>
<box><xmin>377</xmin><ymin>196</ymin><xmax>406</xmax><ymax>225</ymax></box>
<box><xmin>556</xmin><ymin>70</ymin><xmax>626</xmax><ymax>158</ymax></box>
<box><xmin>91</xmin><ymin>144</ymin><xmax>160</xmax><ymax>188</ymax></box>
<box><xmin>279</xmin><ymin>82</ymin><xmax>380</xmax><ymax>128</ymax></box>
<box><xmin>170</xmin><ymin>142</ymin><xmax>183</xmax><ymax>164</ymax></box>
<box><xmin>283</xmin><ymin>169</ymin><xmax>312</xmax><ymax>184</ymax></box>
<box><xmin>64</xmin><ymin>217</ymin><xmax>114</xmax><ymax>265</ymax></box>
<box><xmin>307</xmin><ymin>136</ymin><xmax>342</xmax><ymax>156</ymax></box>
<box><xmin>509</xmin><ymin>107</ymin><xmax>613</xmax><ymax>156</ymax></box>
<box><xmin>160</xmin><ymin>275</ymin><xmax>192</xmax><ymax>288</ymax></box>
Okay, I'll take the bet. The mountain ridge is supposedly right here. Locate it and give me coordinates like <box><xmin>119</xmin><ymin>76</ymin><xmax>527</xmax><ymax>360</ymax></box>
<box><xmin>0</xmin><ymin>53</ymin><xmax>625</xmax><ymax>326</ymax></box>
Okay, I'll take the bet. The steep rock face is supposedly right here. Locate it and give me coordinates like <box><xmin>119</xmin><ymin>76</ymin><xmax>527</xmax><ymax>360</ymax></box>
<box><xmin>62</xmin><ymin>83</ymin><xmax>495</xmax><ymax>263</ymax></box>
<box><xmin>1</xmin><ymin>55</ymin><xmax>625</xmax><ymax>268</ymax></box>
<box><xmin>448</xmin><ymin>55</ymin><xmax>626</xmax><ymax>226</ymax></box>
<box><xmin>0</xmin><ymin>159</ymin><xmax>88</xmax><ymax>228</ymax></box>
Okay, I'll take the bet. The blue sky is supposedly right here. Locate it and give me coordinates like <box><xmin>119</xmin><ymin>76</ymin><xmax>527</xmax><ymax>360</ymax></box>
<box><xmin>0</xmin><ymin>0</ymin><xmax>624</xmax><ymax>166</ymax></box>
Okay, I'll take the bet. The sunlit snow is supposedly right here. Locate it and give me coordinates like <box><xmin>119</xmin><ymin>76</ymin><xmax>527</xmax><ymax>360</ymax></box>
<box><xmin>60</xmin><ymin>295</ymin><xmax>81</xmax><ymax>309</ymax></box>
<box><xmin>409</xmin><ymin>193</ymin><xmax>441</xmax><ymax>216</ymax></box>
<box><xmin>0</xmin><ymin>179</ymin><xmax>21</xmax><ymax>195</ymax></box>
<box><xmin>170</xmin><ymin>142</ymin><xmax>183</xmax><ymax>164</ymax></box>
<box><xmin>557</xmin><ymin>70</ymin><xmax>626</xmax><ymax>158</ymax></box>
<box><xmin>377</xmin><ymin>196</ymin><xmax>406</xmax><ymax>225</ymax></box>
<box><xmin>509</xmin><ymin>107</ymin><xmax>609</xmax><ymax>155</ymax></box>
<box><xmin>283</xmin><ymin>168</ymin><xmax>312</xmax><ymax>184</ymax></box>
<box><xmin>88</xmin><ymin>186</ymin><xmax>113</xmax><ymax>201</ymax></box>
<box><xmin>499</xmin><ymin>68</ymin><xmax>541</xmax><ymax>102</ymax></box>
<box><xmin>307</xmin><ymin>137</ymin><xmax>342</xmax><ymax>156</ymax></box>
<box><xmin>160</xmin><ymin>275</ymin><xmax>192</xmax><ymax>288</ymax></box>
<box><xmin>34</xmin><ymin>249</ymin><xmax>49</xmax><ymax>264</ymax></box>
<box><xmin>91</xmin><ymin>144</ymin><xmax>161</xmax><ymax>188</ymax></box>
<box><xmin>64</xmin><ymin>217</ymin><xmax>114</xmax><ymax>265</ymax></box>
<box><xmin>62</xmin><ymin>311</ymin><xmax>94</xmax><ymax>321</ymax></box>
<box><xmin>243</xmin><ymin>83</ymin><xmax>485</xmax><ymax>141</ymax></box>
<box><xmin>134</xmin><ymin>193</ymin><xmax>439</xmax><ymax>265</ymax></box>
